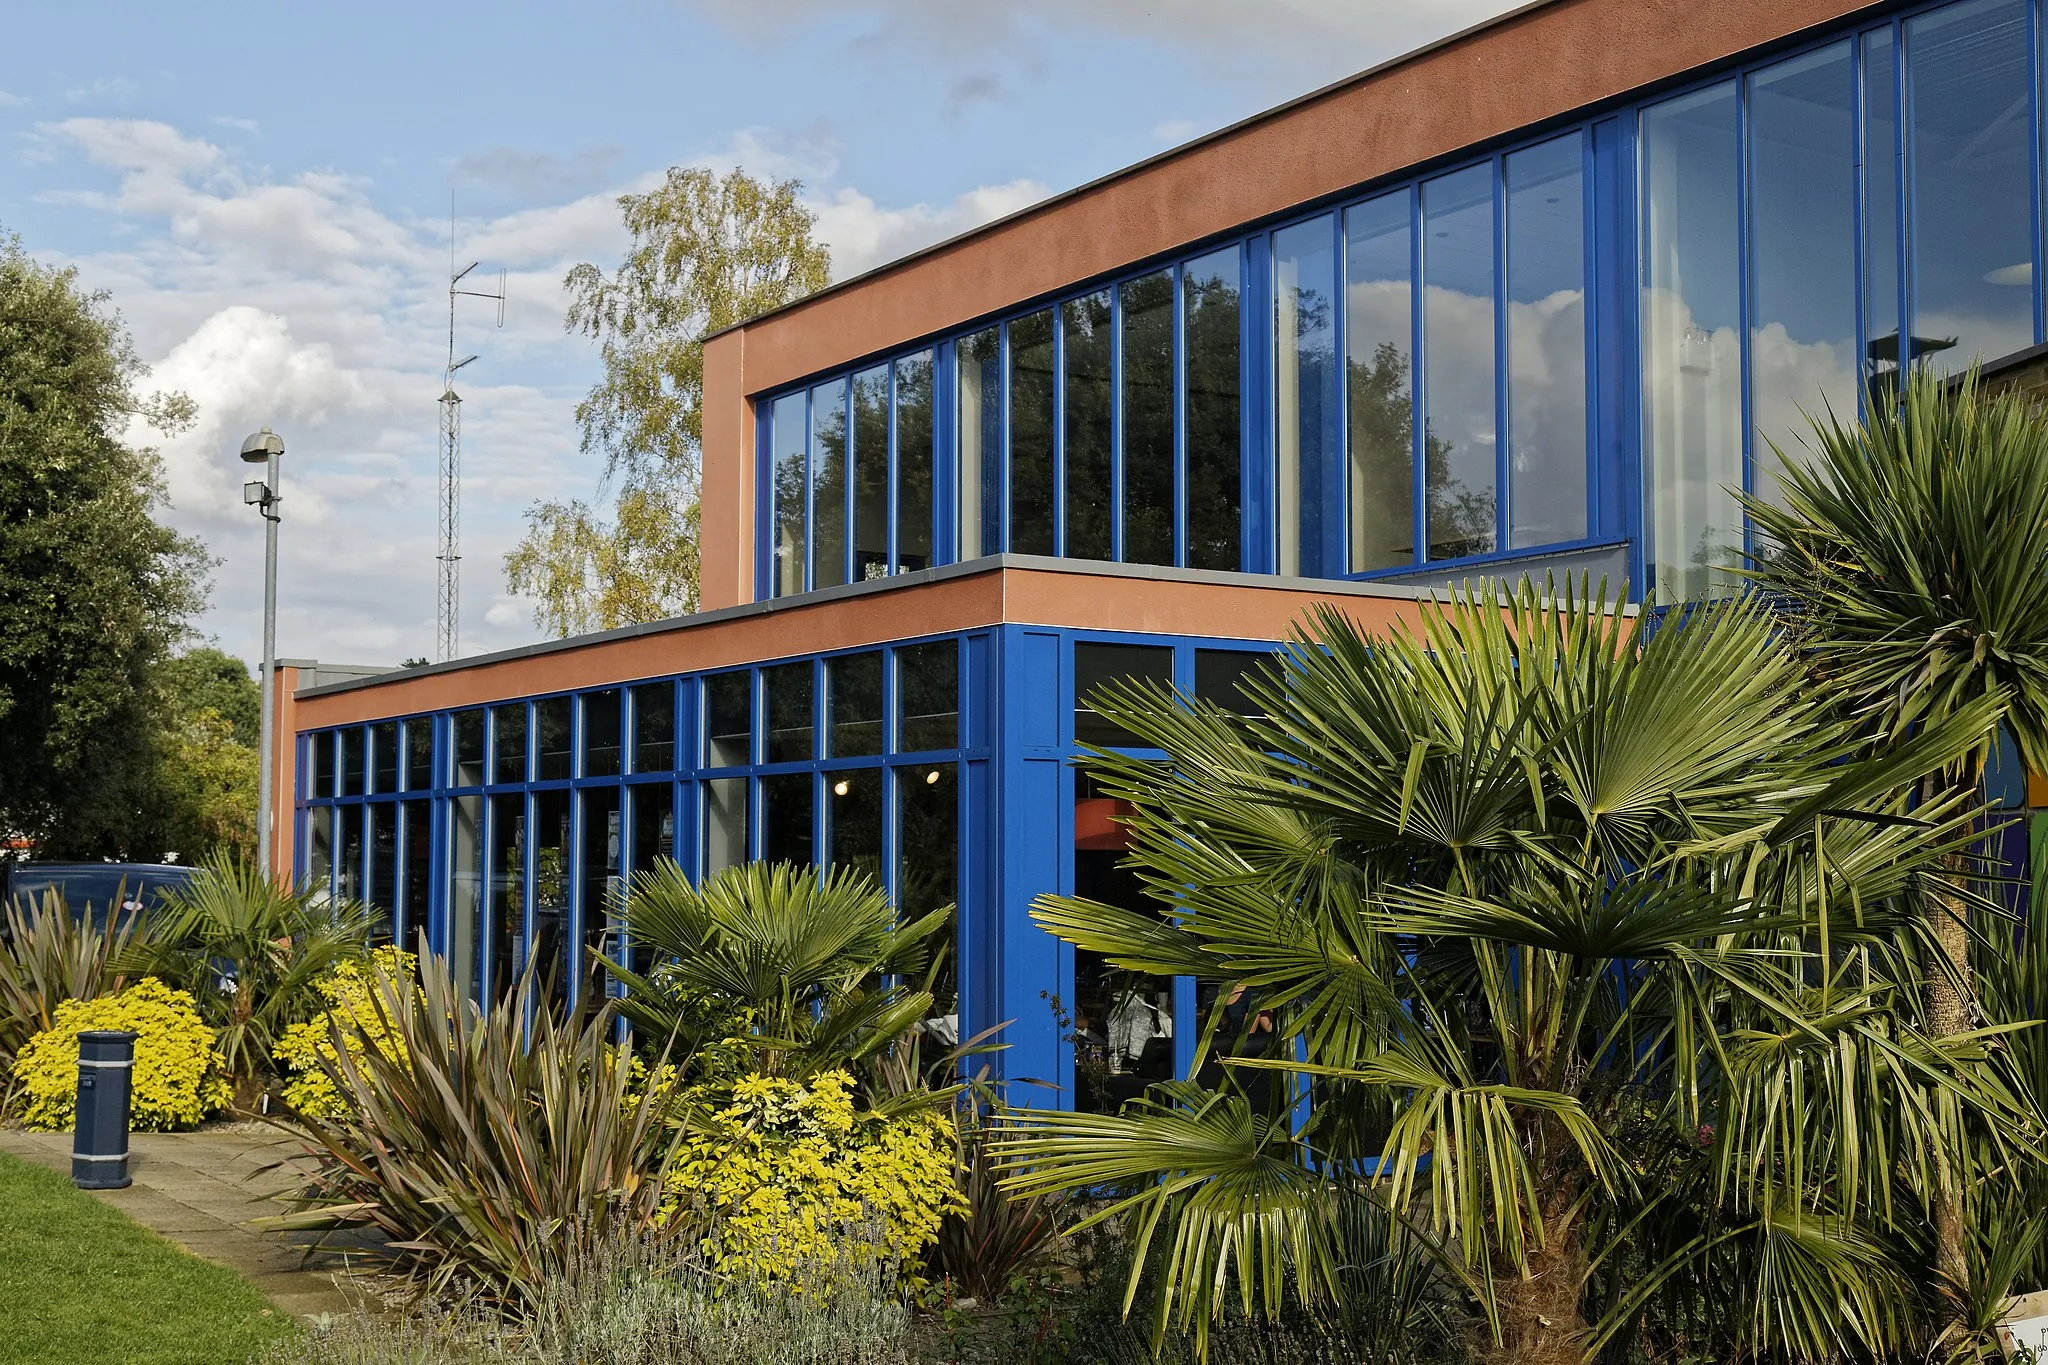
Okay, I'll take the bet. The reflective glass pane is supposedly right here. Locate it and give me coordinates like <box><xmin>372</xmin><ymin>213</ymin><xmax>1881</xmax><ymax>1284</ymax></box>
<box><xmin>536</xmin><ymin>697</ymin><xmax>572</xmax><ymax>781</ymax></box>
<box><xmin>1506</xmin><ymin>134</ymin><xmax>1589</xmax><ymax>547</ymax></box>
<box><xmin>1075</xmin><ymin>643</ymin><xmax>1174</xmax><ymax>749</ymax></box>
<box><xmin>368</xmin><ymin>803</ymin><xmax>396</xmax><ymax>941</ymax></box>
<box><xmin>852</xmin><ymin>364</ymin><xmax>890</xmax><ymax>581</ymax></box>
<box><xmin>1121</xmin><ymin>271</ymin><xmax>1175</xmax><ymax>566</ymax></box>
<box><xmin>763</xmin><ymin>662</ymin><xmax>814</xmax><ymax>764</ymax></box>
<box><xmin>770</xmin><ymin>391</ymin><xmax>807</xmax><ymax>597</ymax></box>
<box><xmin>532</xmin><ymin>790</ymin><xmax>571</xmax><ymax>1001</ymax></box>
<box><xmin>1063</xmin><ymin>290</ymin><xmax>1114</xmax><ymax>560</ymax></box>
<box><xmin>829</xmin><ymin>652</ymin><xmax>884</xmax><ymax>758</ymax></box>
<box><xmin>826</xmin><ymin>769</ymin><xmax>883</xmax><ymax>885</ymax></box>
<box><xmin>1423</xmin><ymin>164</ymin><xmax>1498</xmax><ymax>560</ymax></box>
<box><xmin>580</xmin><ymin>786</ymin><xmax>621</xmax><ymax>1007</ymax></box>
<box><xmin>705</xmin><ymin>673</ymin><xmax>751</xmax><ymax>767</ymax></box>
<box><xmin>583</xmin><ymin>689</ymin><xmax>621</xmax><ymax>778</ymax></box>
<box><xmin>454</xmin><ymin>710</ymin><xmax>485</xmax><ymax>787</ymax></box>
<box><xmin>1075</xmin><ymin>844</ymin><xmax>1177</xmax><ymax>1113</ymax></box>
<box><xmin>487</xmin><ymin>793</ymin><xmax>524</xmax><ymax>1001</ymax></box>
<box><xmin>341</xmin><ymin>727</ymin><xmax>366</xmax><ymax>797</ymax></box>
<box><xmin>337</xmin><ymin>805</ymin><xmax>363</xmax><ymax>902</ymax></box>
<box><xmin>1907</xmin><ymin>0</ymin><xmax>2033</xmax><ymax>376</ymax></box>
<box><xmin>492</xmin><ymin>704</ymin><xmax>527</xmax><ymax>785</ymax></box>
<box><xmin>1274</xmin><ymin>216</ymin><xmax>1340</xmax><ymax>576</ymax></box>
<box><xmin>307</xmin><ymin>806</ymin><xmax>332</xmax><ymax>895</ymax></box>
<box><xmin>1195</xmin><ymin>649</ymin><xmax>1271</xmax><ymax>719</ymax></box>
<box><xmin>310</xmin><ymin>732</ymin><xmax>334</xmax><ymax>798</ymax></box>
<box><xmin>371</xmin><ymin>721</ymin><xmax>398</xmax><ymax>794</ymax></box>
<box><xmin>1642</xmin><ymin>82</ymin><xmax>1744</xmax><ymax>603</ymax></box>
<box><xmin>451</xmin><ymin>795</ymin><xmax>483</xmax><ymax>999</ymax></box>
<box><xmin>895</xmin><ymin>351</ymin><xmax>935</xmax><ymax>573</ymax></box>
<box><xmin>897</xmin><ymin>640</ymin><xmax>959</xmax><ymax>752</ymax></box>
<box><xmin>1346</xmin><ymin>190</ymin><xmax>1416</xmax><ymax>571</ymax></box>
<box><xmin>899</xmin><ymin>763</ymin><xmax>958</xmax><ymax>1015</ymax></box>
<box><xmin>761</xmin><ymin>773</ymin><xmax>813</xmax><ymax>867</ymax></box>
<box><xmin>700</xmin><ymin>778</ymin><xmax>746</xmax><ymax>877</ymax></box>
<box><xmin>401</xmin><ymin>799</ymin><xmax>431</xmax><ymax>949</ymax></box>
<box><xmin>1010</xmin><ymin>310</ymin><xmax>1056</xmax><ymax>556</ymax></box>
<box><xmin>811</xmin><ymin>378</ymin><xmax>849</xmax><ymax>590</ymax></box>
<box><xmin>1185</xmin><ymin>248</ymin><xmax>1242</xmax><ymax>572</ymax></box>
<box><xmin>631</xmin><ymin>681</ymin><xmax>674</xmax><ymax>773</ymax></box>
<box><xmin>404</xmin><ymin>719</ymin><xmax>433</xmax><ymax>792</ymax></box>
<box><xmin>1748</xmin><ymin>43</ymin><xmax>1856</xmax><ymax>508</ymax></box>
<box><xmin>957</xmin><ymin>329</ymin><xmax>1002</xmax><ymax>559</ymax></box>
<box><xmin>1863</xmin><ymin>29</ymin><xmax>1901</xmax><ymax>402</ymax></box>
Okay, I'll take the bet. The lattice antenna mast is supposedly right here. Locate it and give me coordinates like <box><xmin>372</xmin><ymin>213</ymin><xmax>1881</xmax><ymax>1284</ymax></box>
<box><xmin>436</xmin><ymin>204</ymin><xmax>506</xmax><ymax>662</ymax></box>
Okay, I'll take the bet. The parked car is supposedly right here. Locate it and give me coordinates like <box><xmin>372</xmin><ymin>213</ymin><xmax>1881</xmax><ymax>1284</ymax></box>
<box><xmin>1</xmin><ymin>861</ymin><xmax>200</xmax><ymax>934</ymax></box>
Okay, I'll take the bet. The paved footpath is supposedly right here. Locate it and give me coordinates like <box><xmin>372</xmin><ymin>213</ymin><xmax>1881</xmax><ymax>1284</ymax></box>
<box><xmin>0</xmin><ymin>1126</ymin><xmax>385</xmax><ymax>1320</ymax></box>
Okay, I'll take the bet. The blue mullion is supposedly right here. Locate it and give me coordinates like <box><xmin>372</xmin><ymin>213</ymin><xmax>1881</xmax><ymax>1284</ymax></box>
<box><xmin>1492</xmin><ymin>156</ymin><xmax>1511</xmax><ymax>556</ymax></box>
<box><xmin>430</xmin><ymin>713</ymin><xmax>449</xmax><ymax>957</ymax></box>
<box><xmin>1409</xmin><ymin>185</ymin><xmax>1428</xmax><ymax>566</ymax></box>
<box><xmin>1243</xmin><ymin>236</ymin><xmax>1272</xmax><ymax>574</ymax></box>
<box><xmin>1053</xmin><ymin>303</ymin><xmax>1068</xmax><ymax>558</ymax></box>
<box><xmin>812</xmin><ymin>658</ymin><xmax>827</xmax><ymax>865</ymax></box>
<box><xmin>1736</xmin><ymin>68</ymin><xmax>1757</xmax><ymax>566</ymax></box>
<box><xmin>1110</xmin><ymin>281</ymin><xmax>1126</xmax><ymax>563</ymax></box>
<box><xmin>1171</xmin><ymin>261</ymin><xmax>1189</xmax><ymax>568</ymax></box>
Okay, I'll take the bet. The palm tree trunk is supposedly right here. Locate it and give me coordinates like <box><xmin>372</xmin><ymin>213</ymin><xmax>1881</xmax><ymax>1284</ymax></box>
<box><xmin>1489</xmin><ymin>1139</ymin><xmax>1590</xmax><ymax>1365</ymax></box>
<box><xmin>1923</xmin><ymin>767</ymin><xmax>1981</xmax><ymax>1307</ymax></box>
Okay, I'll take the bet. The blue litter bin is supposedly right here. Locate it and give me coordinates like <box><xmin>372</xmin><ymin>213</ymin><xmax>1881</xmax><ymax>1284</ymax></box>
<box><xmin>72</xmin><ymin>1029</ymin><xmax>137</xmax><ymax>1190</ymax></box>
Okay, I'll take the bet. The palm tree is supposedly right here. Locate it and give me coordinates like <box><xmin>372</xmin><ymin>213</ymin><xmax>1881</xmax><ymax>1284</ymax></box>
<box><xmin>132</xmin><ymin>852</ymin><xmax>379</xmax><ymax>1105</ymax></box>
<box><xmin>993</xmin><ymin>584</ymin><xmax>2039</xmax><ymax>1363</ymax></box>
<box><xmin>601</xmin><ymin>859</ymin><xmax>950</xmax><ymax>1086</ymax></box>
<box><xmin>1744</xmin><ymin>365</ymin><xmax>2048</xmax><ymax>1301</ymax></box>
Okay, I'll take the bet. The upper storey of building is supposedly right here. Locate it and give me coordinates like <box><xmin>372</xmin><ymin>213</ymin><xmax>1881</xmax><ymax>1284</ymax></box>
<box><xmin>699</xmin><ymin>0</ymin><xmax>2048</xmax><ymax>611</ymax></box>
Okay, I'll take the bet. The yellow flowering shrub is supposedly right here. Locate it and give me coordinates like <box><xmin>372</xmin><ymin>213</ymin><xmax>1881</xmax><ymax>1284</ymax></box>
<box><xmin>15</xmin><ymin>978</ymin><xmax>232</xmax><ymax>1131</ymax></box>
<box><xmin>666</xmin><ymin>1069</ymin><xmax>964</xmax><ymax>1294</ymax></box>
<box><xmin>275</xmin><ymin>947</ymin><xmax>416</xmax><ymax>1119</ymax></box>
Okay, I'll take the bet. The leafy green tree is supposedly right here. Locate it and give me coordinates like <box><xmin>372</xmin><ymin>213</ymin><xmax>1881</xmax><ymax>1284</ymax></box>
<box><xmin>157</xmin><ymin>647</ymin><xmax>258</xmax><ymax>747</ymax></box>
<box><xmin>0</xmin><ymin>234</ymin><xmax>208</xmax><ymax>858</ymax></box>
<box><xmin>995</xmin><ymin>585</ymin><xmax>2039</xmax><ymax>1363</ymax></box>
<box><xmin>505</xmin><ymin>168</ymin><xmax>830</xmax><ymax>634</ymax></box>
<box><xmin>1744</xmin><ymin>365</ymin><xmax>2048</xmax><ymax>1304</ymax></box>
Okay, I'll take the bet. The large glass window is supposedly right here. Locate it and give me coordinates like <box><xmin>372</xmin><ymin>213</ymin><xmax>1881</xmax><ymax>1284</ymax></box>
<box><xmin>1346</xmin><ymin>191</ymin><xmax>1416</xmax><ymax>572</ymax></box>
<box><xmin>631</xmin><ymin>681</ymin><xmax>674</xmax><ymax>773</ymax></box>
<box><xmin>337</xmin><ymin>804</ymin><xmax>363</xmax><ymax>902</ymax></box>
<box><xmin>1195</xmin><ymin>649</ymin><xmax>1271</xmax><ymax>718</ymax></box>
<box><xmin>762</xmin><ymin>773</ymin><xmax>814</xmax><ymax>867</ymax></box>
<box><xmin>898</xmin><ymin>641</ymin><xmax>959</xmax><ymax>752</ymax></box>
<box><xmin>770</xmin><ymin>391</ymin><xmax>808</xmax><ymax>597</ymax></box>
<box><xmin>310</xmin><ymin>732</ymin><xmax>334</xmax><ymax>799</ymax></box>
<box><xmin>896</xmin><ymin>351</ymin><xmax>935</xmax><ymax>573</ymax></box>
<box><xmin>701</xmin><ymin>778</ymin><xmax>746</xmax><ymax>876</ymax></box>
<box><xmin>367</xmin><ymin>803</ymin><xmax>396</xmax><ymax>941</ymax></box>
<box><xmin>405</xmin><ymin>719</ymin><xmax>433</xmax><ymax>792</ymax></box>
<box><xmin>1075</xmin><ymin>642</ymin><xmax>1174</xmax><ymax>749</ymax></box>
<box><xmin>1185</xmin><ymin>249</ymin><xmax>1242</xmax><ymax>573</ymax></box>
<box><xmin>532</xmin><ymin>790</ymin><xmax>571</xmax><ymax>999</ymax></box>
<box><xmin>492</xmin><ymin>704</ymin><xmax>527</xmax><ymax>786</ymax></box>
<box><xmin>401</xmin><ymin>800</ymin><xmax>431</xmax><ymax>948</ymax></box>
<box><xmin>763</xmin><ymin>662</ymin><xmax>815</xmax><ymax>764</ymax></box>
<box><xmin>452</xmin><ymin>795</ymin><xmax>483</xmax><ymax>999</ymax></box>
<box><xmin>1063</xmin><ymin>291</ymin><xmax>1114</xmax><ymax>561</ymax></box>
<box><xmin>454</xmin><ymin>710</ymin><xmax>485</xmax><ymax>787</ymax></box>
<box><xmin>1074</xmin><ymin>843</ymin><xmax>1177</xmax><ymax>1113</ymax></box>
<box><xmin>957</xmin><ymin>329</ymin><xmax>1001</xmax><ymax>559</ymax></box>
<box><xmin>1642</xmin><ymin>81</ymin><xmax>1744</xmax><ymax>604</ymax></box>
<box><xmin>1504</xmin><ymin>136</ymin><xmax>1589</xmax><ymax>548</ymax></box>
<box><xmin>307</xmin><ymin>806</ymin><xmax>333</xmax><ymax>895</ymax></box>
<box><xmin>826</xmin><ymin>768</ymin><xmax>882</xmax><ymax>885</ymax></box>
<box><xmin>583</xmin><ymin>689</ymin><xmax>621</xmax><ymax>778</ymax></box>
<box><xmin>1423</xmin><ymin>164</ymin><xmax>1499</xmax><ymax>560</ymax></box>
<box><xmin>1010</xmin><ymin>310</ymin><xmax>1056</xmax><ymax>556</ymax></box>
<box><xmin>340</xmin><ymin>728</ymin><xmax>366</xmax><ymax>797</ymax></box>
<box><xmin>811</xmin><ymin>378</ymin><xmax>849</xmax><ymax>591</ymax></box>
<box><xmin>852</xmin><ymin>364</ymin><xmax>890</xmax><ymax>581</ymax></box>
<box><xmin>828</xmin><ymin>653</ymin><xmax>884</xmax><ymax>757</ymax></box>
<box><xmin>1907</xmin><ymin>0</ymin><xmax>2034</xmax><ymax>376</ymax></box>
<box><xmin>900</xmin><ymin>762</ymin><xmax>958</xmax><ymax>1020</ymax></box>
<box><xmin>487</xmin><ymin>793</ymin><xmax>524</xmax><ymax>1000</ymax></box>
<box><xmin>581</xmin><ymin>786</ymin><xmax>622</xmax><ymax>1006</ymax></box>
<box><xmin>535</xmin><ymin>697</ymin><xmax>572</xmax><ymax>782</ymax></box>
<box><xmin>1121</xmin><ymin>271</ymin><xmax>1175</xmax><ymax>566</ymax></box>
<box><xmin>1746</xmin><ymin>43</ymin><xmax>1856</xmax><ymax>507</ymax></box>
<box><xmin>371</xmin><ymin>721</ymin><xmax>398</xmax><ymax>795</ymax></box>
<box><xmin>1863</xmin><ymin>28</ymin><xmax>1902</xmax><ymax>399</ymax></box>
<box><xmin>1274</xmin><ymin>217</ymin><xmax>1339</xmax><ymax>577</ymax></box>
<box><xmin>705</xmin><ymin>673</ymin><xmax>752</xmax><ymax>767</ymax></box>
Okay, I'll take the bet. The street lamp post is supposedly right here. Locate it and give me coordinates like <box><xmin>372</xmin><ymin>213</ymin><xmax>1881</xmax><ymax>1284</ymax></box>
<box><xmin>240</xmin><ymin>429</ymin><xmax>285</xmax><ymax>878</ymax></box>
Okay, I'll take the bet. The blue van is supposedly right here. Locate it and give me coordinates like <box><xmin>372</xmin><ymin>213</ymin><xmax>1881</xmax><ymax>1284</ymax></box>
<box><xmin>1</xmin><ymin>861</ymin><xmax>200</xmax><ymax>932</ymax></box>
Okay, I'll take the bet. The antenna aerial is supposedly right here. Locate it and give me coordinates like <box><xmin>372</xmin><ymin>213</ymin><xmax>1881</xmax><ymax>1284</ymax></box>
<box><xmin>436</xmin><ymin>199</ymin><xmax>507</xmax><ymax>663</ymax></box>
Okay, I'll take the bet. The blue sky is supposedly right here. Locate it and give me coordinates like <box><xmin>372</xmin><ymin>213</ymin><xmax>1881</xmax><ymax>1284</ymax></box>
<box><xmin>0</xmin><ymin>0</ymin><xmax>1510</xmax><ymax>668</ymax></box>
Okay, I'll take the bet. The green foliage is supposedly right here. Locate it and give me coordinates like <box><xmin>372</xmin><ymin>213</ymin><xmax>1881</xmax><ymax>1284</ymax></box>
<box><xmin>269</xmin><ymin>949</ymin><xmax>684</xmax><ymax>1306</ymax></box>
<box><xmin>506</xmin><ymin>166</ymin><xmax>829</xmax><ymax>636</ymax></box>
<box><xmin>0</xmin><ymin>890</ymin><xmax>140</xmax><ymax>1077</ymax></box>
<box><xmin>605</xmin><ymin>860</ymin><xmax>948</xmax><ymax>1086</ymax></box>
<box><xmin>666</xmin><ymin>1069</ymin><xmax>965</xmax><ymax>1292</ymax></box>
<box><xmin>0</xmin><ymin>231</ymin><xmax>210</xmax><ymax>859</ymax></box>
<box><xmin>157</xmin><ymin>646</ymin><xmax>259</xmax><ymax>747</ymax></box>
<box><xmin>14</xmin><ymin>976</ymin><xmax>230</xmax><ymax>1130</ymax></box>
<box><xmin>130</xmin><ymin>852</ymin><xmax>377</xmax><ymax>1095</ymax></box>
<box><xmin>275</xmin><ymin>946</ymin><xmax>417</xmax><ymax>1118</ymax></box>
<box><xmin>927</xmin><ymin>1112</ymin><xmax>1068</xmax><ymax>1306</ymax></box>
<box><xmin>0</xmin><ymin>1150</ymin><xmax>294</xmax><ymax>1365</ymax></box>
<box><xmin>995</xmin><ymin>582</ymin><xmax>2039</xmax><ymax>1362</ymax></box>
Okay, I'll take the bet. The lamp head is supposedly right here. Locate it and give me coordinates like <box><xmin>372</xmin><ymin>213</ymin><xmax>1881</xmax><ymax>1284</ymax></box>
<box><xmin>239</xmin><ymin>427</ymin><xmax>284</xmax><ymax>464</ymax></box>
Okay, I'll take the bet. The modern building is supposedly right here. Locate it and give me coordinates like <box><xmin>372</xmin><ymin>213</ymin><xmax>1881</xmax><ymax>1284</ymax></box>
<box><xmin>270</xmin><ymin>0</ymin><xmax>2048</xmax><ymax>1108</ymax></box>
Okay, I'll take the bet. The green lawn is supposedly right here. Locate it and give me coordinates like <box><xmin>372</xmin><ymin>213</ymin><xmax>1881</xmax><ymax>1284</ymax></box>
<box><xmin>0</xmin><ymin>1150</ymin><xmax>297</xmax><ymax>1365</ymax></box>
